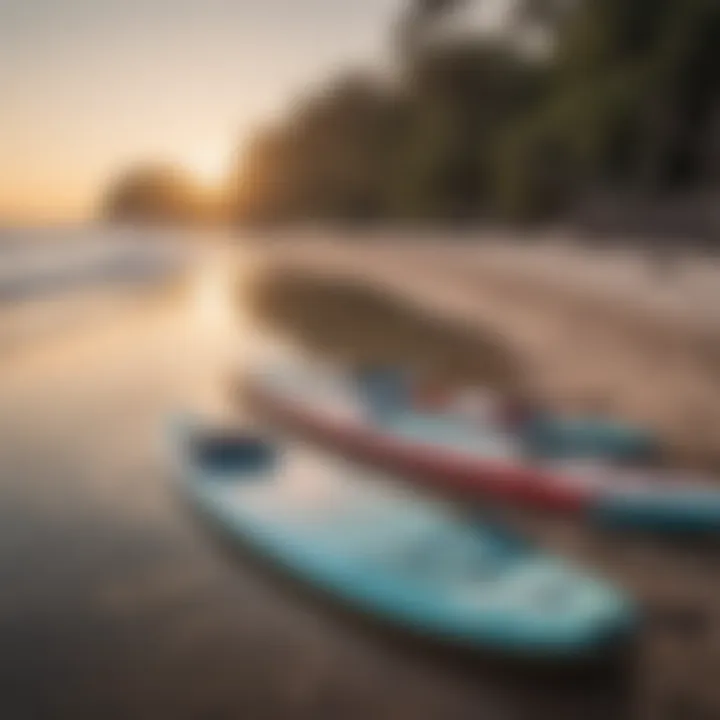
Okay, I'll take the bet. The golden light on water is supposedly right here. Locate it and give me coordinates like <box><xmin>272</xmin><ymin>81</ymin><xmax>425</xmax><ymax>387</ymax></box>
<box><xmin>192</xmin><ymin>260</ymin><xmax>236</xmax><ymax>332</ymax></box>
<box><xmin>187</xmin><ymin>246</ymin><xmax>266</xmax><ymax>418</ymax></box>
<box><xmin>191</xmin><ymin>247</ymin><xmax>261</xmax><ymax>349</ymax></box>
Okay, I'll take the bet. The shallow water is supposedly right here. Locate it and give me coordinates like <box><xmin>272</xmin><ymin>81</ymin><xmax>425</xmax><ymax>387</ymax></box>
<box><xmin>0</xmin><ymin>231</ymin><xmax>629</xmax><ymax>719</ymax></box>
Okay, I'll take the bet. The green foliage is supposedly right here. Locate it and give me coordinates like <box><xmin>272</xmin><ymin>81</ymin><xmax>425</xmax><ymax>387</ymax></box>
<box><xmin>496</xmin><ymin>59</ymin><xmax>653</xmax><ymax>218</ymax></box>
<box><xmin>422</xmin><ymin>42</ymin><xmax>543</xmax><ymax>219</ymax></box>
<box><xmin>644</xmin><ymin>0</ymin><xmax>720</xmax><ymax>187</ymax></box>
<box><xmin>225</xmin><ymin>0</ymin><xmax>720</xmax><ymax>226</ymax></box>
<box><xmin>547</xmin><ymin>0</ymin><xmax>719</xmax><ymax>194</ymax></box>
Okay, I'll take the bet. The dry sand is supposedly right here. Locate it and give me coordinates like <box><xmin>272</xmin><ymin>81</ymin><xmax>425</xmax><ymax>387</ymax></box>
<box><xmin>254</xmin><ymin>233</ymin><xmax>720</xmax><ymax>471</ymax></box>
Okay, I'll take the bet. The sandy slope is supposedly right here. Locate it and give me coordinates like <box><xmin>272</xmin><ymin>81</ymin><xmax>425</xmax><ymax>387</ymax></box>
<box><xmin>259</xmin><ymin>234</ymin><xmax>720</xmax><ymax>469</ymax></box>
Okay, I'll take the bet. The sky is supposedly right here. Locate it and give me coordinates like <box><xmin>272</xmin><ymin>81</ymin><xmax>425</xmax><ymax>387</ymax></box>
<box><xmin>0</xmin><ymin>0</ymin><xmax>402</xmax><ymax>223</ymax></box>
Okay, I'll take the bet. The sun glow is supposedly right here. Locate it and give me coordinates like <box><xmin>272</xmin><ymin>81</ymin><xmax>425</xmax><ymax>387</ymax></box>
<box><xmin>183</xmin><ymin>148</ymin><xmax>230</xmax><ymax>190</ymax></box>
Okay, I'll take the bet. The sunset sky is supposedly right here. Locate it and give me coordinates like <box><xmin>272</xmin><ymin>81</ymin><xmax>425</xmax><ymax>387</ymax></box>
<box><xmin>0</xmin><ymin>0</ymin><xmax>401</xmax><ymax>224</ymax></box>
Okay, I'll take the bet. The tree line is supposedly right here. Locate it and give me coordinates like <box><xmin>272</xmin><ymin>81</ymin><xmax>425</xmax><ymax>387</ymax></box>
<box><xmin>104</xmin><ymin>0</ymin><xmax>720</xmax><ymax>229</ymax></box>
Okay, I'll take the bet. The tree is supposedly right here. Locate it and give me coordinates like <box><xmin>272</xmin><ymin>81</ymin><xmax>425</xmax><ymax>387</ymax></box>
<box><xmin>396</xmin><ymin>0</ymin><xmax>469</xmax><ymax>57</ymax></box>
<box><xmin>228</xmin><ymin>0</ymin><xmax>720</xmax><ymax>228</ymax></box>
<box><xmin>233</xmin><ymin>73</ymin><xmax>402</xmax><ymax>224</ymax></box>
<box><xmin>103</xmin><ymin>164</ymin><xmax>208</xmax><ymax>224</ymax></box>
<box><xmin>394</xmin><ymin>39</ymin><xmax>546</xmax><ymax>219</ymax></box>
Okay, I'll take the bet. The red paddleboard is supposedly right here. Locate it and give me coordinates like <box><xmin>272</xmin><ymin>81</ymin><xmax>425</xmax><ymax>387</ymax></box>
<box><xmin>243</xmin><ymin>370</ymin><xmax>594</xmax><ymax>515</ymax></box>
